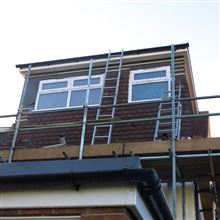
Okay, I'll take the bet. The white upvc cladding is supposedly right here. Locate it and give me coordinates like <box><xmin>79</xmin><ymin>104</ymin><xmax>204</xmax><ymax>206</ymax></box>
<box><xmin>162</xmin><ymin>182</ymin><xmax>199</xmax><ymax>220</ymax></box>
<box><xmin>0</xmin><ymin>185</ymin><xmax>153</xmax><ymax>220</ymax></box>
<box><xmin>128</xmin><ymin>66</ymin><xmax>171</xmax><ymax>103</ymax></box>
<box><xmin>34</xmin><ymin>74</ymin><xmax>104</xmax><ymax>111</ymax></box>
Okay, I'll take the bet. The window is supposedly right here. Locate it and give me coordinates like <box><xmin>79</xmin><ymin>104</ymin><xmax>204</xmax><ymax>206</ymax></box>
<box><xmin>129</xmin><ymin>66</ymin><xmax>171</xmax><ymax>102</ymax></box>
<box><xmin>35</xmin><ymin>75</ymin><xmax>103</xmax><ymax>111</ymax></box>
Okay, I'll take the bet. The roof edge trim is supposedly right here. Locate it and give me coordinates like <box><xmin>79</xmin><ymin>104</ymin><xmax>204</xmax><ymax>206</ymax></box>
<box><xmin>16</xmin><ymin>43</ymin><xmax>189</xmax><ymax>69</ymax></box>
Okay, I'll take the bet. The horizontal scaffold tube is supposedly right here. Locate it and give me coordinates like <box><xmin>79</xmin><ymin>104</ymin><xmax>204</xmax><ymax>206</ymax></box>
<box><xmin>87</xmin><ymin>94</ymin><xmax>220</xmax><ymax>109</ymax></box>
<box><xmin>15</xmin><ymin>94</ymin><xmax>220</xmax><ymax>115</ymax></box>
<box><xmin>140</xmin><ymin>152</ymin><xmax>220</xmax><ymax>160</ymax></box>
<box><xmin>0</xmin><ymin>114</ymin><xmax>17</xmax><ymax>118</ymax></box>
<box><xmin>0</xmin><ymin>94</ymin><xmax>220</xmax><ymax>119</ymax></box>
<box><xmin>19</xmin><ymin>112</ymin><xmax>220</xmax><ymax>131</ymax></box>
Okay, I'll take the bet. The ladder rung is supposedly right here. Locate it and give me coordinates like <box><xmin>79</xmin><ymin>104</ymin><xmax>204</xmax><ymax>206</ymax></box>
<box><xmin>95</xmin><ymin>135</ymin><xmax>109</xmax><ymax>138</ymax></box>
<box><xmin>161</xmin><ymin>108</ymin><xmax>172</xmax><ymax>111</ymax></box>
<box><xmin>95</xmin><ymin>125</ymin><xmax>111</xmax><ymax>128</ymax></box>
<box><xmin>160</xmin><ymin>122</ymin><xmax>172</xmax><ymax>125</ymax></box>
<box><xmin>98</xmin><ymin>114</ymin><xmax>112</xmax><ymax>118</ymax></box>
<box><xmin>158</xmin><ymin>129</ymin><xmax>172</xmax><ymax>133</ymax></box>
<box><xmin>102</xmin><ymin>95</ymin><xmax>115</xmax><ymax>98</ymax></box>
<box><xmin>161</xmin><ymin>108</ymin><xmax>178</xmax><ymax>112</ymax></box>
<box><xmin>105</xmin><ymin>78</ymin><xmax>118</xmax><ymax>80</ymax></box>
<box><xmin>104</xmin><ymin>86</ymin><xmax>116</xmax><ymax>89</ymax></box>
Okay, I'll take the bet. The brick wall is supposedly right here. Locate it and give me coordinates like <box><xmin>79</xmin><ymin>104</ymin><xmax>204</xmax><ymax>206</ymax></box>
<box><xmin>0</xmin><ymin>207</ymin><xmax>132</xmax><ymax>219</ymax></box>
<box><xmin>0</xmin><ymin>56</ymin><xmax>208</xmax><ymax>149</ymax></box>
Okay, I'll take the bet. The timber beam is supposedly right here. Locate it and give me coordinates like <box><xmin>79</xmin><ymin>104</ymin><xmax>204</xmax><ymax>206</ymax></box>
<box><xmin>0</xmin><ymin>137</ymin><xmax>220</xmax><ymax>161</ymax></box>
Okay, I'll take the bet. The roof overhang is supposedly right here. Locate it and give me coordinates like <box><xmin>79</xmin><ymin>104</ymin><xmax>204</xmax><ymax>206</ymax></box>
<box><xmin>17</xmin><ymin>45</ymin><xmax>189</xmax><ymax>76</ymax></box>
<box><xmin>16</xmin><ymin>43</ymin><xmax>189</xmax><ymax>70</ymax></box>
<box><xmin>0</xmin><ymin>185</ymin><xmax>152</xmax><ymax>220</ymax></box>
<box><xmin>0</xmin><ymin>157</ymin><xmax>173</xmax><ymax>220</ymax></box>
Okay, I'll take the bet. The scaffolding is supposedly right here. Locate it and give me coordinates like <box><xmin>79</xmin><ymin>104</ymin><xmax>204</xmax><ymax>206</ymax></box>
<box><xmin>0</xmin><ymin>45</ymin><xmax>220</xmax><ymax>219</ymax></box>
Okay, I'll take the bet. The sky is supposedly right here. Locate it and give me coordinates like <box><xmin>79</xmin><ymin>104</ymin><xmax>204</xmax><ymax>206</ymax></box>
<box><xmin>0</xmin><ymin>0</ymin><xmax>219</xmax><ymax>136</ymax></box>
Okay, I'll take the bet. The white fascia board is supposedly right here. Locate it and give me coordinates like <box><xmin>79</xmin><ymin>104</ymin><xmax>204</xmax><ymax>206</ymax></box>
<box><xmin>0</xmin><ymin>185</ymin><xmax>136</xmax><ymax>209</ymax></box>
<box><xmin>19</xmin><ymin>49</ymin><xmax>187</xmax><ymax>76</ymax></box>
<box><xmin>133</xmin><ymin>190</ymin><xmax>154</xmax><ymax>220</ymax></box>
<box><xmin>0</xmin><ymin>185</ymin><xmax>152</xmax><ymax>220</ymax></box>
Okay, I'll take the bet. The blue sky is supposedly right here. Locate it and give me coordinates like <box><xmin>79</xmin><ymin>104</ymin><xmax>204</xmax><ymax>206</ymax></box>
<box><xmin>0</xmin><ymin>0</ymin><xmax>219</xmax><ymax>136</ymax></box>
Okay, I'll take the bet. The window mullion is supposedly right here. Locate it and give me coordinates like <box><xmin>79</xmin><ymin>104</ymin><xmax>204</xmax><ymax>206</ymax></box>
<box><xmin>67</xmin><ymin>78</ymin><xmax>73</xmax><ymax>107</ymax></box>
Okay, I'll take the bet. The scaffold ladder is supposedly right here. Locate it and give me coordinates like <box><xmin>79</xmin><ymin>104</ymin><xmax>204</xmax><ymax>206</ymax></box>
<box><xmin>154</xmin><ymin>83</ymin><xmax>182</xmax><ymax>141</ymax></box>
<box><xmin>8</xmin><ymin>65</ymin><xmax>32</xmax><ymax>163</ymax></box>
<box><xmin>91</xmin><ymin>49</ymin><xmax>124</xmax><ymax>145</ymax></box>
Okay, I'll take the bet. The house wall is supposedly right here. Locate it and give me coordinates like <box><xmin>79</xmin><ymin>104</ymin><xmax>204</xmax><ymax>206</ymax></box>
<box><xmin>0</xmin><ymin>208</ymin><xmax>131</xmax><ymax>220</ymax></box>
<box><xmin>0</xmin><ymin>183</ymin><xmax>199</xmax><ymax>220</ymax></box>
<box><xmin>1</xmin><ymin>56</ymin><xmax>208</xmax><ymax>148</ymax></box>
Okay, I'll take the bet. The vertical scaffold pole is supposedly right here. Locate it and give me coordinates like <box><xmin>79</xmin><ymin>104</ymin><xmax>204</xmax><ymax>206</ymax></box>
<box><xmin>182</xmin><ymin>182</ymin><xmax>186</xmax><ymax>220</ymax></box>
<box><xmin>171</xmin><ymin>44</ymin><xmax>177</xmax><ymax>219</ymax></box>
<box><xmin>8</xmin><ymin>64</ymin><xmax>32</xmax><ymax>163</ymax></box>
<box><xmin>79</xmin><ymin>59</ymin><xmax>93</xmax><ymax>160</ymax></box>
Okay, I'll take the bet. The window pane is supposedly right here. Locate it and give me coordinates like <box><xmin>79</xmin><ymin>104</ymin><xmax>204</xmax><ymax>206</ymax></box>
<box><xmin>89</xmin><ymin>88</ymin><xmax>101</xmax><ymax>105</ymax></box>
<box><xmin>70</xmin><ymin>90</ymin><xmax>86</xmax><ymax>106</ymax></box>
<box><xmin>134</xmin><ymin>70</ymin><xmax>166</xmax><ymax>80</ymax></box>
<box><xmin>42</xmin><ymin>81</ymin><xmax>68</xmax><ymax>90</ymax></box>
<box><xmin>37</xmin><ymin>92</ymin><xmax>68</xmax><ymax>110</ymax></box>
<box><xmin>70</xmin><ymin>88</ymin><xmax>101</xmax><ymax>107</ymax></box>
<box><xmin>73</xmin><ymin>78</ymin><xmax>100</xmax><ymax>86</ymax></box>
<box><xmin>132</xmin><ymin>82</ymin><xmax>168</xmax><ymax>101</ymax></box>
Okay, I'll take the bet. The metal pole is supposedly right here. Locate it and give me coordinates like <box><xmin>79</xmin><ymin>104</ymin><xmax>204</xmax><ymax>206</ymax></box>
<box><xmin>177</xmin><ymin>94</ymin><xmax>220</xmax><ymax>102</ymax></box>
<box><xmin>194</xmin><ymin>183</ymin><xmax>200</xmax><ymax>220</ymax></box>
<box><xmin>182</xmin><ymin>182</ymin><xmax>186</xmax><ymax>220</ymax></box>
<box><xmin>208</xmin><ymin>149</ymin><xmax>220</xmax><ymax>218</ymax></box>
<box><xmin>140</xmin><ymin>152</ymin><xmax>220</xmax><ymax>160</ymax></box>
<box><xmin>12</xmin><ymin>94</ymin><xmax>220</xmax><ymax>114</ymax></box>
<box><xmin>18</xmin><ymin>111</ymin><xmax>220</xmax><ymax>132</ymax></box>
<box><xmin>0</xmin><ymin>114</ymin><xmax>17</xmax><ymax>118</ymax></box>
<box><xmin>8</xmin><ymin>65</ymin><xmax>31</xmax><ymax>163</ymax></box>
<box><xmin>171</xmin><ymin>44</ymin><xmax>177</xmax><ymax>219</ymax></box>
<box><xmin>88</xmin><ymin>94</ymin><xmax>220</xmax><ymax>110</ymax></box>
<box><xmin>79</xmin><ymin>59</ymin><xmax>93</xmax><ymax>159</ymax></box>
<box><xmin>108</xmin><ymin>49</ymin><xmax>124</xmax><ymax>144</ymax></box>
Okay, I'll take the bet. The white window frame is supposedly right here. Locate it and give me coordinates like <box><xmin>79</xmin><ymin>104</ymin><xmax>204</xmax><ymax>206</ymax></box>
<box><xmin>34</xmin><ymin>74</ymin><xmax>104</xmax><ymax>111</ymax></box>
<box><xmin>128</xmin><ymin>66</ymin><xmax>171</xmax><ymax>103</ymax></box>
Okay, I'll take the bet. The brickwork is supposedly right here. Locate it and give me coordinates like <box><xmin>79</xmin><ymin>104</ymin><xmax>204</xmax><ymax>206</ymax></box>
<box><xmin>0</xmin><ymin>56</ymin><xmax>208</xmax><ymax>149</ymax></box>
<box><xmin>0</xmin><ymin>207</ymin><xmax>132</xmax><ymax>219</ymax></box>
